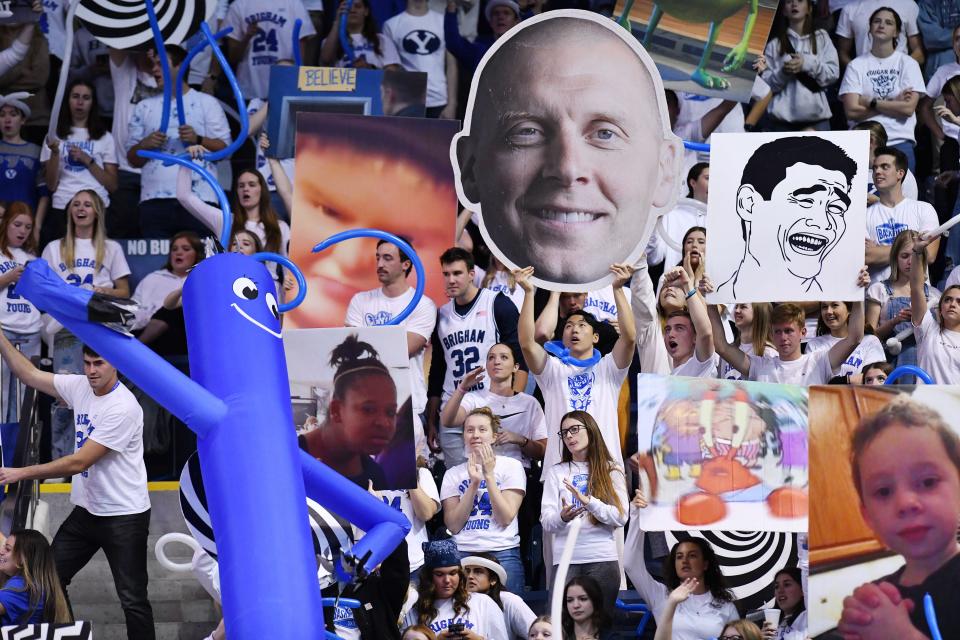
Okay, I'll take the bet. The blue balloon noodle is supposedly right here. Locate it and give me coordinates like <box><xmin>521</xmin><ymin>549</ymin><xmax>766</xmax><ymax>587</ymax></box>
<box><xmin>176</xmin><ymin>27</ymin><xmax>234</xmax><ymax>125</ymax></box>
<box><xmin>137</xmin><ymin>150</ymin><xmax>233</xmax><ymax>248</ymax></box>
<box><xmin>884</xmin><ymin>364</ymin><xmax>934</xmax><ymax>385</ymax></box>
<box><xmin>683</xmin><ymin>140</ymin><xmax>710</xmax><ymax>152</ymax></box>
<box><xmin>293</xmin><ymin>19</ymin><xmax>303</xmax><ymax>66</ymax></box>
<box><xmin>925</xmin><ymin>593</ymin><xmax>943</xmax><ymax>640</ymax></box>
<box><xmin>144</xmin><ymin>0</ymin><xmax>173</xmax><ymax>135</ymax></box>
<box><xmin>320</xmin><ymin>599</ymin><xmax>364</xmax><ymax>640</ymax></box>
<box><xmin>136</xmin><ymin>16</ymin><xmax>252</xmax><ymax>254</ymax></box>
<box><xmin>339</xmin><ymin>0</ymin><xmax>356</xmax><ymax>64</ymax></box>
<box><xmin>153</xmin><ymin>22</ymin><xmax>251</xmax><ymax>165</ymax></box>
<box><xmin>320</xmin><ymin>598</ymin><xmax>361</xmax><ymax>609</ymax></box>
<box><xmin>194</xmin><ymin>22</ymin><xmax>249</xmax><ymax>163</ymax></box>
<box><xmin>251</xmin><ymin>252</ymin><xmax>307</xmax><ymax>312</ymax></box>
<box><xmin>312</xmin><ymin>229</ymin><xmax>424</xmax><ymax>324</ymax></box>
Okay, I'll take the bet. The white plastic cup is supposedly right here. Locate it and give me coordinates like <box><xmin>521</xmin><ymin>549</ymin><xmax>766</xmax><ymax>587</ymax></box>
<box><xmin>763</xmin><ymin>608</ymin><xmax>781</xmax><ymax>628</ymax></box>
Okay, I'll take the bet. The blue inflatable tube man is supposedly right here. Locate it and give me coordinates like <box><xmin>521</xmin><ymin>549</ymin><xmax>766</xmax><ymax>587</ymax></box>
<box><xmin>16</xmin><ymin>255</ymin><xmax>410</xmax><ymax>638</ymax></box>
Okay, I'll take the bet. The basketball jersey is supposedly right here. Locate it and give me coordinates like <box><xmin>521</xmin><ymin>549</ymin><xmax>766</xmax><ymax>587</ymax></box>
<box><xmin>437</xmin><ymin>289</ymin><xmax>500</xmax><ymax>400</ymax></box>
<box><xmin>0</xmin><ymin>247</ymin><xmax>40</xmax><ymax>334</ymax></box>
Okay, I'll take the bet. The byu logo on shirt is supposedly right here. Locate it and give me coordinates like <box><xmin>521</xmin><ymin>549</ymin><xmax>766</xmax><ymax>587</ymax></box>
<box><xmin>75</xmin><ymin>415</ymin><xmax>95</xmax><ymax>478</ymax></box>
<box><xmin>365</xmin><ymin>311</ymin><xmax>392</xmax><ymax>326</ymax></box>
<box><xmin>875</xmin><ymin>221</ymin><xmax>908</xmax><ymax>245</ymax></box>
<box><xmin>64</xmin><ymin>141</ymin><xmax>96</xmax><ymax>172</ymax></box>
<box><xmin>333</xmin><ymin>606</ymin><xmax>357</xmax><ymax>629</ymax></box>
<box><xmin>585</xmin><ymin>297</ymin><xmax>617</xmax><ymax>317</ymax></box>
<box><xmin>402</xmin><ymin>29</ymin><xmax>441</xmax><ymax>55</ymax></box>
<box><xmin>567</xmin><ymin>371</ymin><xmax>596</xmax><ymax>412</ymax></box>
<box><xmin>570</xmin><ymin>473</ymin><xmax>589</xmax><ymax>508</ymax></box>
<box><xmin>432</xmin><ymin>618</ymin><xmax>476</xmax><ymax>633</ymax></box>
<box><xmin>866</xmin><ymin>68</ymin><xmax>897</xmax><ymax>98</ymax></box>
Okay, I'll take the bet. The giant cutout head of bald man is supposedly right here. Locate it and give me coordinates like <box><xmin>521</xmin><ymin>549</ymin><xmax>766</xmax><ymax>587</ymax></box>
<box><xmin>452</xmin><ymin>11</ymin><xmax>682</xmax><ymax>291</ymax></box>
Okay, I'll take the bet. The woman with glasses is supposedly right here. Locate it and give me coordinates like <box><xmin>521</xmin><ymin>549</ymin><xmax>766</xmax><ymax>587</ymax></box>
<box><xmin>720</xmin><ymin>620</ymin><xmax>763</xmax><ymax>640</ymax></box>
<box><xmin>541</xmin><ymin>410</ymin><xmax>627</xmax><ymax>615</ymax></box>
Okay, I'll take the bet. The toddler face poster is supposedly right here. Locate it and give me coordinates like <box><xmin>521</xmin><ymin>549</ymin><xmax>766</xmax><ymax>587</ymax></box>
<box><xmin>286</xmin><ymin>113</ymin><xmax>457</xmax><ymax>330</ymax></box>
<box><xmin>808</xmin><ymin>385</ymin><xmax>960</xmax><ymax>637</ymax></box>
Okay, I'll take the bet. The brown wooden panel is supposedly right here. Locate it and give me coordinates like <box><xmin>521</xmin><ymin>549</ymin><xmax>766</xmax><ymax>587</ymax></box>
<box><xmin>614</xmin><ymin>0</ymin><xmax>777</xmax><ymax>53</ymax></box>
<box><xmin>811</xmin><ymin>539</ymin><xmax>886</xmax><ymax>567</ymax></box>
<box><xmin>852</xmin><ymin>386</ymin><xmax>899</xmax><ymax>416</ymax></box>
<box><xmin>809</xmin><ymin>386</ymin><xmax>899</xmax><ymax>567</ymax></box>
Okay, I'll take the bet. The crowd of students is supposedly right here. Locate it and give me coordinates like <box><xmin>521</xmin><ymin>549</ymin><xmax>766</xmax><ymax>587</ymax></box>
<box><xmin>5</xmin><ymin>0</ymin><xmax>960</xmax><ymax>638</ymax></box>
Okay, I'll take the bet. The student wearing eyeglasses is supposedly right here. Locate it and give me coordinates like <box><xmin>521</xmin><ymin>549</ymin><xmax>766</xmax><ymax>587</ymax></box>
<box><xmin>540</xmin><ymin>410</ymin><xmax>627</xmax><ymax>616</ymax></box>
<box><xmin>719</xmin><ymin>620</ymin><xmax>764</xmax><ymax>640</ymax></box>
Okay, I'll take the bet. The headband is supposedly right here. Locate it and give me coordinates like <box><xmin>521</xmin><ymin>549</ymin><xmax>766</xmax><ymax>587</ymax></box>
<box><xmin>332</xmin><ymin>363</ymin><xmax>390</xmax><ymax>385</ymax></box>
<box><xmin>0</xmin><ymin>92</ymin><xmax>31</xmax><ymax>119</ymax></box>
<box><xmin>460</xmin><ymin>556</ymin><xmax>507</xmax><ymax>586</ymax></box>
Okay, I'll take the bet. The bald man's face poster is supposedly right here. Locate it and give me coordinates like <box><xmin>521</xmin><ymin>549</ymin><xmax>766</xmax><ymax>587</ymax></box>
<box><xmin>453</xmin><ymin>10</ymin><xmax>683</xmax><ymax>292</ymax></box>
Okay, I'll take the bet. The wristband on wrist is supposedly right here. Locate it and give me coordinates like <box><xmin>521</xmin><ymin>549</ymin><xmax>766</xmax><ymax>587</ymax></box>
<box><xmin>869</xmin><ymin>98</ymin><xmax>878</xmax><ymax>110</ymax></box>
<box><xmin>685</xmin><ymin>287</ymin><xmax>697</xmax><ymax>299</ymax></box>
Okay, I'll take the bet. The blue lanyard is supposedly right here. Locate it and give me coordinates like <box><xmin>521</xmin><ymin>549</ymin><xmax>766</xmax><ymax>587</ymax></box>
<box><xmin>925</xmin><ymin>593</ymin><xmax>943</xmax><ymax>640</ymax></box>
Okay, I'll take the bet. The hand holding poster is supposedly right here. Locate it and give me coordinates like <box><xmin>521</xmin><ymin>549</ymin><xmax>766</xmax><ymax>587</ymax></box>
<box><xmin>705</xmin><ymin>131</ymin><xmax>869</xmax><ymax>304</ymax></box>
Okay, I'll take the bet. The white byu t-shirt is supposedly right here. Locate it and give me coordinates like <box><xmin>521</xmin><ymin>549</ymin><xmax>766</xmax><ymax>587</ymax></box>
<box><xmin>54</xmin><ymin>375</ymin><xmax>149</xmax><ymax>516</ymax></box>
<box><xmin>440</xmin><ymin>455</ymin><xmax>525</xmax><ymax>552</ymax></box>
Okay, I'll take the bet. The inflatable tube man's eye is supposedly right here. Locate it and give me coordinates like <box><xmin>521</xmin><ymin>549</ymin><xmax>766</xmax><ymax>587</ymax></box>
<box><xmin>233</xmin><ymin>277</ymin><xmax>258</xmax><ymax>300</ymax></box>
<box><xmin>265</xmin><ymin>292</ymin><xmax>279</xmax><ymax>320</ymax></box>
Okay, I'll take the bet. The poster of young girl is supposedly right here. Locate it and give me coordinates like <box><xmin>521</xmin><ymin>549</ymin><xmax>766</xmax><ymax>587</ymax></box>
<box><xmin>284</xmin><ymin>326</ymin><xmax>416</xmax><ymax>490</ymax></box>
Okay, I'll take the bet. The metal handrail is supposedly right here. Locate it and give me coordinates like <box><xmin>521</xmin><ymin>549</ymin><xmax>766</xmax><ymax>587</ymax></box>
<box><xmin>1</xmin><ymin>356</ymin><xmax>48</xmax><ymax>534</ymax></box>
<box><xmin>615</xmin><ymin>597</ymin><xmax>653</xmax><ymax>637</ymax></box>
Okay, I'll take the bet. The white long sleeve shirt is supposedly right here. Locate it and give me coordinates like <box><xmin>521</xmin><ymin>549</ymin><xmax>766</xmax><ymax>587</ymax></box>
<box><xmin>541</xmin><ymin>460</ymin><xmax>627</xmax><ymax>564</ymax></box>
<box><xmin>623</xmin><ymin>517</ymin><xmax>739</xmax><ymax>640</ymax></box>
